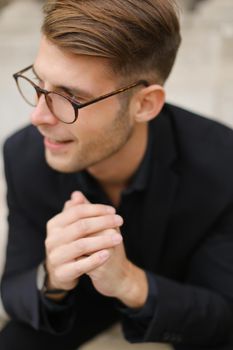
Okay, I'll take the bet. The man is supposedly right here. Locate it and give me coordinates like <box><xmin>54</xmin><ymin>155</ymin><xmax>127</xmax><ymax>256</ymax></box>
<box><xmin>1</xmin><ymin>0</ymin><xmax>233</xmax><ymax>349</ymax></box>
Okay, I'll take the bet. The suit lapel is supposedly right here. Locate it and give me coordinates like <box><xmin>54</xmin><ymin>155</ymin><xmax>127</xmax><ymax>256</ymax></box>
<box><xmin>140</xmin><ymin>162</ymin><xmax>179</xmax><ymax>270</ymax></box>
<box><xmin>139</xmin><ymin>106</ymin><xmax>180</xmax><ymax>270</ymax></box>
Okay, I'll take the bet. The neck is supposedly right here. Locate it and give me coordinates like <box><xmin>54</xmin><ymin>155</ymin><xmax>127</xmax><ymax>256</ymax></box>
<box><xmin>87</xmin><ymin>123</ymin><xmax>148</xmax><ymax>204</ymax></box>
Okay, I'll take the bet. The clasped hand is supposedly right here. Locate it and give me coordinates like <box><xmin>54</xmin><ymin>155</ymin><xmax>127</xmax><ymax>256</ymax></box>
<box><xmin>45</xmin><ymin>191</ymin><xmax>148</xmax><ymax>308</ymax></box>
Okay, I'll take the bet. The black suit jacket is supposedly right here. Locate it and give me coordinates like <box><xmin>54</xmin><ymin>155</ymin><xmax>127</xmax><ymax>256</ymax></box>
<box><xmin>1</xmin><ymin>104</ymin><xmax>233</xmax><ymax>348</ymax></box>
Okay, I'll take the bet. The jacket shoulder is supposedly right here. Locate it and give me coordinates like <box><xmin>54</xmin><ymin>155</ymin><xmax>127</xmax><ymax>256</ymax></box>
<box><xmin>168</xmin><ymin>103</ymin><xmax>233</xmax><ymax>137</ymax></box>
<box><xmin>4</xmin><ymin>125</ymin><xmax>44</xmax><ymax>163</ymax></box>
<box><xmin>164</xmin><ymin>104</ymin><xmax>233</xmax><ymax>200</ymax></box>
<box><xmin>165</xmin><ymin>104</ymin><xmax>233</xmax><ymax>160</ymax></box>
<box><xmin>3</xmin><ymin>126</ymin><xmax>64</xmax><ymax>223</ymax></box>
<box><xmin>3</xmin><ymin>125</ymin><xmax>59</xmax><ymax>198</ymax></box>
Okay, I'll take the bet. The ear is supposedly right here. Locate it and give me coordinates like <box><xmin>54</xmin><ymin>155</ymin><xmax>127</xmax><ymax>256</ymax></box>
<box><xmin>131</xmin><ymin>85</ymin><xmax>165</xmax><ymax>123</ymax></box>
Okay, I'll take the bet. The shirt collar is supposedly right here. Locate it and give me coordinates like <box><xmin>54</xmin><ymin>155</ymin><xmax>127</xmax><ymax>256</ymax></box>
<box><xmin>123</xmin><ymin>123</ymin><xmax>154</xmax><ymax>195</ymax></box>
<box><xmin>77</xmin><ymin>122</ymin><xmax>154</xmax><ymax>197</ymax></box>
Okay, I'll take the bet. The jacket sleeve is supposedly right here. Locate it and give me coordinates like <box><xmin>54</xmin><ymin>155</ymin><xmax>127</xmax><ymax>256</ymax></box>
<box><xmin>122</xmin><ymin>204</ymin><xmax>233</xmax><ymax>347</ymax></box>
<box><xmin>0</xmin><ymin>141</ymin><xmax>76</xmax><ymax>333</ymax></box>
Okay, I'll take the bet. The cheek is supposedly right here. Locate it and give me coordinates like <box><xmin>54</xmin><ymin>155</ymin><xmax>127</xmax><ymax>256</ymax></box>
<box><xmin>76</xmin><ymin>100</ymin><xmax>121</xmax><ymax>130</ymax></box>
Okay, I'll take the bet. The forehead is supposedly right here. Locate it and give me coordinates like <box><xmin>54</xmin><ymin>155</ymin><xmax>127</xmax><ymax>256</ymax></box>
<box><xmin>34</xmin><ymin>36</ymin><xmax>115</xmax><ymax>90</ymax></box>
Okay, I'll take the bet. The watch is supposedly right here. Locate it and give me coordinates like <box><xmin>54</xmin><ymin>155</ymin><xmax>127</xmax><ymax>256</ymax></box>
<box><xmin>38</xmin><ymin>262</ymin><xmax>68</xmax><ymax>298</ymax></box>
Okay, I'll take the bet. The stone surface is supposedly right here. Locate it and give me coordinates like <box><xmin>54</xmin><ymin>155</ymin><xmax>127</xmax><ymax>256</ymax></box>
<box><xmin>80</xmin><ymin>324</ymin><xmax>173</xmax><ymax>350</ymax></box>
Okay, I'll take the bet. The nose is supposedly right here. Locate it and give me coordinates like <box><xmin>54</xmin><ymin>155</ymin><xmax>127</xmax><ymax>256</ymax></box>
<box><xmin>30</xmin><ymin>94</ymin><xmax>58</xmax><ymax>127</ymax></box>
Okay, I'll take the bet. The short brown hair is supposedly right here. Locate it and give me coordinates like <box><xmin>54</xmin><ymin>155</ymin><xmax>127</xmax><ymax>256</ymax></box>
<box><xmin>42</xmin><ymin>0</ymin><xmax>181</xmax><ymax>84</ymax></box>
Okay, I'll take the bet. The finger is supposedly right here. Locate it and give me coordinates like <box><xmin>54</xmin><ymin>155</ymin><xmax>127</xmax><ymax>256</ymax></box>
<box><xmin>46</xmin><ymin>213</ymin><xmax>123</xmax><ymax>251</ymax></box>
<box><xmin>63</xmin><ymin>192</ymin><xmax>87</xmax><ymax>211</ymax></box>
<box><xmin>64</xmin><ymin>214</ymin><xmax>123</xmax><ymax>241</ymax></box>
<box><xmin>71</xmin><ymin>191</ymin><xmax>89</xmax><ymax>204</ymax></box>
<box><xmin>49</xmin><ymin>233</ymin><xmax>122</xmax><ymax>265</ymax></box>
<box><xmin>48</xmin><ymin>203</ymin><xmax>116</xmax><ymax>229</ymax></box>
<box><xmin>55</xmin><ymin>250</ymin><xmax>110</xmax><ymax>281</ymax></box>
<box><xmin>63</xmin><ymin>199</ymin><xmax>76</xmax><ymax>211</ymax></box>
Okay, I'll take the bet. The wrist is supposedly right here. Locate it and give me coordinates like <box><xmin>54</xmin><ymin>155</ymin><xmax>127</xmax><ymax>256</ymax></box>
<box><xmin>40</xmin><ymin>262</ymin><xmax>69</xmax><ymax>301</ymax></box>
<box><xmin>42</xmin><ymin>281</ymin><xmax>68</xmax><ymax>301</ymax></box>
<box><xmin>117</xmin><ymin>263</ymin><xmax>148</xmax><ymax>309</ymax></box>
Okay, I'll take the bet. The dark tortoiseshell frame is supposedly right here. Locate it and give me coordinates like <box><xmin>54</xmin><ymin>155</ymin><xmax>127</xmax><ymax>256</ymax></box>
<box><xmin>13</xmin><ymin>65</ymin><xmax>149</xmax><ymax>124</ymax></box>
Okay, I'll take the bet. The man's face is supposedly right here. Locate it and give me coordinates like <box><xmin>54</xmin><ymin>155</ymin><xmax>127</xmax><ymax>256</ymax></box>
<box><xmin>32</xmin><ymin>37</ymin><xmax>135</xmax><ymax>173</ymax></box>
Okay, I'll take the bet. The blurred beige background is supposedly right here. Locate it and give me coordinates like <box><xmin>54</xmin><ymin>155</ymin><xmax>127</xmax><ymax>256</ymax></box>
<box><xmin>0</xmin><ymin>0</ymin><xmax>232</xmax><ymax>349</ymax></box>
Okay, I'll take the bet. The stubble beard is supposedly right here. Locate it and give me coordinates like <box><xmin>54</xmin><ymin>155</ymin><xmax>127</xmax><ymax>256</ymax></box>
<box><xmin>45</xmin><ymin>105</ymin><xmax>134</xmax><ymax>174</ymax></box>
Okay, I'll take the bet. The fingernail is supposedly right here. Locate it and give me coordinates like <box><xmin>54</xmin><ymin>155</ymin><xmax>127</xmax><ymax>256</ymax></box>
<box><xmin>106</xmin><ymin>206</ymin><xmax>116</xmax><ymax>214</ymax></box>
<box><xmin>112</xmin><ymin>234</ymin><xmax>122</xmax><ymax>244</ymax></box>
<box><xmin>72</xmin><ymin>191</ymin><xmax>80</xmax><ymax>196</ymax></box>
<box><xmin>114</xmin><ymin>215</ymin><xmax>123</xmax><ymax>225</ymax></box>
<box><xmin>71</xmin><ymin>191</ymin><xmax>81</xmax><ymax>200</ymax></box>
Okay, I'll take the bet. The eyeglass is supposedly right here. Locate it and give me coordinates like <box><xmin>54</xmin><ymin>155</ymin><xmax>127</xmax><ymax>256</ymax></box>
<box><xmin>13</xmin><ymin>65</ymin><xmax>149</xmax><ymax>124</ymax></box>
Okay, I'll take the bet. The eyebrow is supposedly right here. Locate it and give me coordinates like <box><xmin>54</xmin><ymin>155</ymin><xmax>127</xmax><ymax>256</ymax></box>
<box><xmin>32</xmin><ymin>65</ymin><xmax>95</xmax><ymax>100</ymax></box>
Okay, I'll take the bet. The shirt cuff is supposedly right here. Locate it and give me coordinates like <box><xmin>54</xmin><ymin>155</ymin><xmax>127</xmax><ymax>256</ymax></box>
<box><xmin>34</xmin><ymin>263</ymin><xmax>76</xmax><ymax>334</ymax></box>
<box><xmin>119</xmin><ymin>270</ymin><xmax>158</xmax><ymax>324</ymax></box>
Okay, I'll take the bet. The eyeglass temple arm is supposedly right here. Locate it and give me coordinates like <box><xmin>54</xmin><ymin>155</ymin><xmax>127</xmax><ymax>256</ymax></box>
<box><xmin>78</xmin><ymin>80</ymin><xmax>149</xmax><ymax>109</ymax></box>
<box><xmin>13</xmin><ymin>65</ymin><xmax>34</xmax><ymax>78</ymax></box>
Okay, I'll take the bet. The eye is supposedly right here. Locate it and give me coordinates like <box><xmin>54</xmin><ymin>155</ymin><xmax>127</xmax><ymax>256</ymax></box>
<box><xmin>70</xmin><ymin>95</ymin><xmax>82</xmax><ymax>104</ymax></box>
<box><xmin>61</xmin><ymin>91</ymin><xmax>83</xmax><ymax>104</ymax></box>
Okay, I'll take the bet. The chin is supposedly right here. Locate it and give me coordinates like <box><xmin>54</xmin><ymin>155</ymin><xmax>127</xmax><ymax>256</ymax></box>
<box><xmin>45</xmin><ymin>152</ymin><xmax>79</xmax><ymax>173</ymax></box>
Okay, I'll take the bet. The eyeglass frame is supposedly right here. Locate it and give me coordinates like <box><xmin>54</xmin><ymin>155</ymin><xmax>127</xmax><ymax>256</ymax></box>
<box><xmin>13</xmin><ymin>65</ymin><xmax>149</xmax><ymax>124</ymax></box>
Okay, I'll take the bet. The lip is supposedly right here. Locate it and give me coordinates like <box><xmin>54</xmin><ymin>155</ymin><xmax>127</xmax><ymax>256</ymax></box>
<box><xmin>44</xmin><ymin>137</ymin><xmax>73</xmax><ymax>151</ymax></box>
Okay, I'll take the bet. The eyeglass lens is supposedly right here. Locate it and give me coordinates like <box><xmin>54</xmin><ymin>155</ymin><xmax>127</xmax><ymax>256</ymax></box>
<box><xmin>16</xmin><ymin>76</ymin><xmax>76</xmax><ymax>123</ymax></box>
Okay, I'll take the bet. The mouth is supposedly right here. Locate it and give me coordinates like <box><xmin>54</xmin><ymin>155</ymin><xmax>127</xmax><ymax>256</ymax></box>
<box><xmin>44</xmin><ymin>137</ymin><xmax>74</xmax><ymax>150</ymax></box>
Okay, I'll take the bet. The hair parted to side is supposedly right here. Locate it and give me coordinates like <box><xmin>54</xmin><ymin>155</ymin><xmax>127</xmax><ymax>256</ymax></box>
<box><xmin>42</xmin><ymin>0</ymin><xmax>181</xmax><ymax>84</ymax></box>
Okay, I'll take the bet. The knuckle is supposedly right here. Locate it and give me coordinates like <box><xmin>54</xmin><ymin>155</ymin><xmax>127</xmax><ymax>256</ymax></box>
<box><xmin>104</xmin><ymin>228</ymin><xmax>116</xmax><ymax>236</ymax></box>
<box><xmin>73</xmin><ymin>191</ymin><xmax>84</xmax><ymax>200</ymax></box>
<box><xmin>109</xmin><ymin>216</ymin><xmax>117</xmax><ymax>226</ymax></box>
<box><xmin>76</xmin><ymin>220</ymin><xmax>88</xmax><ymax>234</ymax></box>
<box><xmin>74</xmin><ymin>239</ymin><xmax>86</xmax><ymax>255</ymax></box>
<box><xmin>45</xmin><ymin>229</ymin><xmax>61</xmax><ymax>250</ymax></box>
<box><xmin>45</xmin><ymin>237</ymin><xmax>52</xmax><ymax>252</ymax></box>
<box><xmin>47</xmin><ymin>221</ymin><xmax>59</xmax><ymax>236</ymax></box>
<box><xmin>96</xmin><ymin>204</ymin><xmax>111</xmax><ymax>215</ymax></box>
<box><xmin>64</xmin><ymin>200</ymin><xmax>71</xmax><ymax>209</ymax></box>
<box><xmin>46</xmin><ymin>219</ymin><xmax>53</xmax><ymax>231</ymax></box>
<box><xmin>49</xmin><ymin>251</ymin><xmax>58</xmax><ymax>267</ymax></box>
<box><xmin>94</xmin><ymin>251</ymin><xmax>106</xmax><ymax>265</ymax></box>
<box><xmin>74</xmin><ymin>263</ymin><xmax>83</xmax><ymax>277</ymax></box>
<box><xmin>54</xmin><ymin>268</ymin><xmax>62</xmax><ymax>282</ymax></box>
